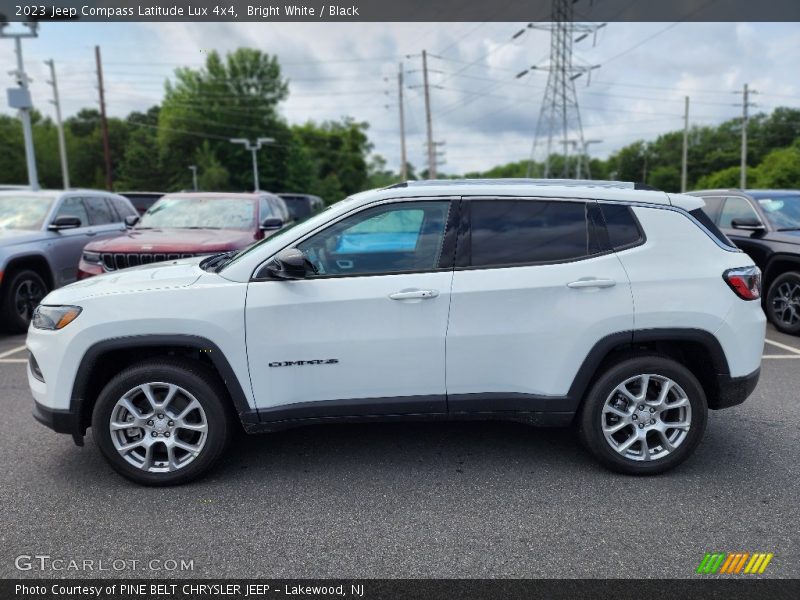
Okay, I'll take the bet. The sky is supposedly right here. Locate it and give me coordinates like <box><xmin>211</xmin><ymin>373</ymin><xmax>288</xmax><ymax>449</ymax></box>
<box><xmin>0</xmin><ymin>20</ymin><xmax>798</xmax><ymax>176</ymax></box>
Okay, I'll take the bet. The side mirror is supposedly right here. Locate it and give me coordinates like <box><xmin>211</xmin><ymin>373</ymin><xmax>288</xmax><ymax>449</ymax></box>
<box><xmin>48</xmin><ymin>216</ymin><xmax>82</xmax><ymax>231</ymax></box>
<box><xmin>260</xmin><ymin>217</ymin><xmax>284</xmax><ymax>231</ymax></box>
<box><xmin>124</xmin><ymin>215</ymin><xmax>139</xmax><ymax>228</ymax></box>
<box><xmin>731</xmin><ymin>218</ymin><xmax>765</xmax><ymax>232</ymax></box>
<box><xmin>264</xmin><ymin>248</ymin><xmax>311</xmax><ymax>280</ymax></box>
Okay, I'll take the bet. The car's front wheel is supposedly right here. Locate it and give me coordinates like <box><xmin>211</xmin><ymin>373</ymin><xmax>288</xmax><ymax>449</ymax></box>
<box><xmin>1</xmin><ymin>269</ymin><xmax>48</xmax><ymax>333</ymax></box>
<box><xmin>766</xmin><ymin>272</ymin><xmax>800</xmax><ymax>335</ymax></box>
<box><xmin>92</xmin><ymin>358</ymin><xmax>232</xmax><ymax>486</ymax></box>
<box><xmin>578</xmin><ymin>356</ymin><xmax>707</xmax><ymax>475</ymax></box>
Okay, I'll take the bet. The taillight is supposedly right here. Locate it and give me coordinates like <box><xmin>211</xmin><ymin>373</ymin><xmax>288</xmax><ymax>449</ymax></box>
<box><xmin>724</xmin><ymin>266</ymin><xmax>761</xmax><ymax>300</ymax></box>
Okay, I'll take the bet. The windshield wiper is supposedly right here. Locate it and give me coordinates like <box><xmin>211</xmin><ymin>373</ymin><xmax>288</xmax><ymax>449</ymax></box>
<box><xmin>200</xmin><ymin>250</ymin><xmax>238</xmax><ymax>272</ymax></box>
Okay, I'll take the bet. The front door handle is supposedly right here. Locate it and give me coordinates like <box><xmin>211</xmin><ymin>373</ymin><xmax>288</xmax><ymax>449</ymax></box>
<box><xmin>567</xmin><ymin>278</ymin><xmax>616</xmax><ymax>289</ymax></box>
<box><xmin>389</xmin><ymin>289</ymin><xmax>439</xmax><ymax>301</ymax></box>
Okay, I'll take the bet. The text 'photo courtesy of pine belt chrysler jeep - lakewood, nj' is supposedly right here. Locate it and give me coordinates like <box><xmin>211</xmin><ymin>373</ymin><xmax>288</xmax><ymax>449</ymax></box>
<box><xmin>26</xmin><ymin>180</ymin><xmax>766</xmax><ymax>485</ymax></box>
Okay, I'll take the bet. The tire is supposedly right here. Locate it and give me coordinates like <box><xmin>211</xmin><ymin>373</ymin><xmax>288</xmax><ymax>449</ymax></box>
<box><xmin>578</xmin><ymin>356</ymin><xmax>707</xmax><ymax>475</ymax></box>
<box><xmin>766</xmin><ymin>272</ymin><xmax>800</xmax><ymax>335</ymax></box>
<box><xmin>1</xmin><ymin>269</ymin><xmax>48</xmax><ymax>333</ymax></box>
<box><xmin>91</xmin><ymin>358</ymin><xmax>232</xmax><ymax>486</ymax></box>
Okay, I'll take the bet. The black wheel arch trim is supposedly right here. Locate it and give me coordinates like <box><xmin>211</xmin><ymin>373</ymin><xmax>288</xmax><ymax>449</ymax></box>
<box><xmin>70</xmin><ymin>335</ymin><xmax>255</xmax><ymax>437</ymax></box>
<box><xmin>61</xmin><ymin>328</ymin><xmax>733</xmax><ymax>439</ymax></box>
<box><xmin>764</xmin><ymin>255</ymin><xmax>800</xmax><ymax>289</ymax></box>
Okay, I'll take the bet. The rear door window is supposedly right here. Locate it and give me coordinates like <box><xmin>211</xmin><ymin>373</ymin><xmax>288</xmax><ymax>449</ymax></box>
<box><xmin>699</xmin><ymin>196</ymin><xmax>725</xmax><ymax>223</ymax></box>
<box><xmin>599</xmin><ymin>204</ymin><xmax>643</xmax><ymax>249</ymax></box>
<box><xmin>468</xmin><ymin>200</ymin><xmax>597</xmax><ymax>267</ymax></box>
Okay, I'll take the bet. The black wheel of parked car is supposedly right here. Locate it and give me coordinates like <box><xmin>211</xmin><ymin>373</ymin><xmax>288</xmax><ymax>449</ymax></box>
<box><xmin>1</xmin><ymin>269</ymin><xmax>48</xmax><ymax>333</ymax></box>
<box><xmin>766</xmin><ymin>272</ymin><xmax>800</xmax><ymax>335</ymax></box>
<box><xmin>578</xmin><ymin>356</ymin><xmax>708</xmax><ymax>475</ymax></box>
<box><xmin>92</xmin><ymin>358</ymin><xmax>233</xmax><ymax>486</ymax></box>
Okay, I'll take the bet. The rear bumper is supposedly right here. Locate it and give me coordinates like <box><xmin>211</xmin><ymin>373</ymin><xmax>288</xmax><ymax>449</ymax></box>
<box><xmin>711</xmin><ymin>367</ymin><xmax>760</xmax><ymax>410</ymax></box>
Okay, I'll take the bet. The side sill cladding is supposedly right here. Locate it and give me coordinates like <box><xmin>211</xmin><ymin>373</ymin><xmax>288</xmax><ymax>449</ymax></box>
<box><xmin>71</xmin><ymin>335</ymin><xmax>253</xmax><ymax>434</ymax></box>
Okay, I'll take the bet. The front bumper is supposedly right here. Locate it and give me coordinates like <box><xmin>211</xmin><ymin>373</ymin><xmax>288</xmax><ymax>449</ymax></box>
<box><xmin>32</xmin><ymin>400</ymin><xmax>84</xmax><ymax>446</ymax></box>
<box><xmin>711</xmin><ymin>367</ymin><xmax>761</xmax><ymax>410</ymax></box>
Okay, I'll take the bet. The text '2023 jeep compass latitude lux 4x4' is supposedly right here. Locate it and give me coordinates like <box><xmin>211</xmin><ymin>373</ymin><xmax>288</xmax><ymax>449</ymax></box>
<box><xmin>27</xmin><ymin>180</ymin><xmax>765</xmax><ymax>485</ymax></box>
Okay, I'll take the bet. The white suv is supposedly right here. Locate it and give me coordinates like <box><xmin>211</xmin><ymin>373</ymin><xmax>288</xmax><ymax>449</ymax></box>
<box><xmin>27</xmin><ymin>180</ymin><xmax>766</xmax><ymax>485</ymax></box>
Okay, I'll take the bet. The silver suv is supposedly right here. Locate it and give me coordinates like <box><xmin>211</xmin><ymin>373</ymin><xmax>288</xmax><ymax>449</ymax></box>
<box><xmin>0</xmin><ymin>189</ymin><xmax>137</xmax><ymax>332</ymax></box>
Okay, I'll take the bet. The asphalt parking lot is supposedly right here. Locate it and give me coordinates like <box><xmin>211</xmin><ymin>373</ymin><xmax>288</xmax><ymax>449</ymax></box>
<box><xmin>0</xmin><ymin>326</ymin><xmax>798</xmax><ymax>579</ymax></box>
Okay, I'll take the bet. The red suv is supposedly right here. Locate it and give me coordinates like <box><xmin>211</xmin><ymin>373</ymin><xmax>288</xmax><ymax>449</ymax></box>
<box><xmin>78</xmin><ymin>192</ymin><xmax>286</xmax><ymax>278</ymax></box>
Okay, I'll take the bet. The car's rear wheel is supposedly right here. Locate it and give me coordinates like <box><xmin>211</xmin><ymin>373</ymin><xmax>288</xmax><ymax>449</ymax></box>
<box><xmin>578</xmin><ymin>356</ymin><xmax>707</xmax><ymax>475</ymax></box>
<box><xmin>1</xmin><ymin>269</ymin><xmax>48</xmax><ymax>333</ymax></box>
<box><xmin>766</xmin><ymin>272</ymin><xmax>800</xmax><ymax>335</ymax></box>
<box><xmin>92</xmin><ymin>358</ymin><xmax>232</xmax><ymax>486</ymax></box>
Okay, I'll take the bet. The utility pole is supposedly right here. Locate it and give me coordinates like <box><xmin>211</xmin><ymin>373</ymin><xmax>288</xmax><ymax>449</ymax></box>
<box><xmin>681</xmin><ymin>96</ymin><xmax>689</xmax><ymax>193</ymax></box>
<box><xmin>421</xmin><ymin>50</ymin><xmax>436</xmax><ymax>179</ymax></box>
<box><xmin>95</xmin><ymin>45</ymin><xmax>112</xmax><ymax>190</ymax></box>
<box><xmin>188</xmin><ymin>165</ymin><xmax>198</xmax><ymax>191</ymax></box>
<box><xmin>519</xmin><ymin>1</ymin><xmax>605</xmax><ymax>178</ymax></box>
<box><xmin>230</xmin><ymin>137</ymin><xmax>274</xmax><ymax>191</ymax></box>
<box><xmin>1</xmin><ymin>21</ymin><xmax>40</xmax><ymax>190</ymax></box>
<box><xmin>45</xmin><ymin>59</ymin><xmax>70</xmax><ymax>189</ymax></box>
<box><xmin>735</xmin><ymin>83</ymin><xmax>757</xmax><ymax>189</ymax></box>
<box><xmin>397</xmin><ymin>62</ymin><xmax>408</xmax><ymax>181</ymax></box>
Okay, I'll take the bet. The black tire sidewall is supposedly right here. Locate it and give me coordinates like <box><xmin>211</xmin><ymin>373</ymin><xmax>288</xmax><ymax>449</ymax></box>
<box><xmin>2</xmin><ymin>270</ymin><xmax>47</xmax><ymax>333</ymax></box>
<box><xmin>766</xmin><ymin>272</ymin><xmax>800</xmax><ymax>335</ymax></box>
<box><xmin>92</xmin><ymin>359</ymin><xmax>231</xmax><ymax>486</ymax></box>
<box><xmin>579</xmin><ymin>356</ymin><xmax>708</xmax><ymax>475</ymax></box>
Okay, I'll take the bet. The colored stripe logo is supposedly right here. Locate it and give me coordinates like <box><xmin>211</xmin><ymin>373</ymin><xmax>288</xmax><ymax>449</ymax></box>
<box><xmin>696</xmin><ymin>552</ymin><xmax>774</xmax><ymax>574</ymax></box>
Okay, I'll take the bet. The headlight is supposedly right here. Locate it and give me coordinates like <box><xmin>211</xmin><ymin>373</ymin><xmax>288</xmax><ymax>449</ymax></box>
<box><xmin>82</xmin><ymin>251</ymin><xmax>102</xmax><ymax>264</ymax></box>
<box><xmin>32</xmin><ymin>305</ymin><xmax>82</xmax><ymax>330</ymax></box>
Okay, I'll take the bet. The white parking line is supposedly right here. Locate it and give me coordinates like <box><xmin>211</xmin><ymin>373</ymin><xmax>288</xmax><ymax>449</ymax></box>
<box><xmin>0</xmin><ymin>358</ymin><xmax>26</xmax><ymax>364</ymax></box>
<box><xmin>764</xmin><ymin>338</ymin><xmax>800</xmax><ymax>355</ymax></box>
<box><xmin>0</xmin><ymin>345</ymin><xmax>26</xmax><ymax>359</ymax></box>
<box><xmin>763</xmin><ymin>354</ymin><xmax>800</xmax><ymax>359</ymax></box>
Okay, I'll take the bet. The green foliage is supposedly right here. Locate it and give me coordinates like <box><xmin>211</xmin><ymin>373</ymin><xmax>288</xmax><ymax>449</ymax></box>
<box><xmin>753</xmin><ymin>147</ymin><xmax>800</xmax><ymax>188</ymax></box>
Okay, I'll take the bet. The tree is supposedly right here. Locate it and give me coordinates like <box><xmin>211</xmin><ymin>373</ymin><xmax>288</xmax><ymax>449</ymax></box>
<box><xmin>159</xmin><ymin>48</ymin><xmax>289</xmax><ymax>191</ymax></box>
<box><xmin>195</xmin><ymin>142</ymin><xmax>230</xmax><ymax>191</ymax></box>
<box><xmin>753</xmin><ymin>147</ymin><xmax>800</xmax><ymax>188</ymax></box>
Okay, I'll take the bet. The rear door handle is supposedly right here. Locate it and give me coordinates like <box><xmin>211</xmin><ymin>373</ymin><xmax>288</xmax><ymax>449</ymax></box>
<box><xmin>567</xmin><ymin>278</ymin><xmax>616</xmax><ymax>289</ymax></box>
<box><xmin>389</xmin><ymin>289</ymin><xmax>439</xmax><ymax>300</ymax></box>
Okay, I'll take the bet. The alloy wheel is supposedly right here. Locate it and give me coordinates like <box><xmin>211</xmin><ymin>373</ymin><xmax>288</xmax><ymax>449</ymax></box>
<box><xmin>14</xmin><ymin>278</ymin><xmax>45</xmax><ymax>322</ymax></box>
<box><xmin>771</xmin><ymin>280</ymin><xmax>800</xmax><ymax>328</ymax></box>
<box><xmin>601</xmin><ymin>374</ymin><xmax>692</xmax><ymax>462</ymax></box>
<box><xmin>109</xmin><ymin>382</ymin><xmax>208</xmax><ymax>473</ymax></box>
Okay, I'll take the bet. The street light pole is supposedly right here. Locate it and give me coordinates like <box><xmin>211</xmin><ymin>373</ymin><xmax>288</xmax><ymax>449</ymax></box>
<box><xmin>1</xmin><ymin>21</ymin><xmax>40</xmax><ymax>190</ymax></box>
<box><xmin>229</xmin><ymin>137</ymin><xmax>275</xmax><ymax>191</ymax></box>
<box><xmin>188</xmin><ymin>165</ymin><xmax>198</xmax><ymax>191</ymax></box>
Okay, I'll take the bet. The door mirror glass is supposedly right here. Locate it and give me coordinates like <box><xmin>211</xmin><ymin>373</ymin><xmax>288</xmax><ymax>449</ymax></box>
<box><xmin>731</xmin><ymin>217</ymin><xmax>765</xmax><ymax>231</ymax></box>
<box><xmin>124</xmin><ymin>215</ymin><xmax>139</xmax><ymax>228</ymax></box>
<box><xmin>264</xmin><ymin>248</ymin><xmax>313</xmax><ymax>280</ymax></box>
<box><xmin>48</xmin><ymin>215</ymin><xmax>82</xmax><ymax>230</ymax></box>
<box><xmin>260</xmin><ymin>217</ymin><xmax>284</xmax><ymax>231</ymax></box>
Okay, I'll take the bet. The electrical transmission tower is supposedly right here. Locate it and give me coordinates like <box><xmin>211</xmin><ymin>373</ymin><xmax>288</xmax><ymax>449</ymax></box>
<box><xmin>519</xmin><ymin>0</ymin><xmax>605</xmax><ymax>178</ymax></box>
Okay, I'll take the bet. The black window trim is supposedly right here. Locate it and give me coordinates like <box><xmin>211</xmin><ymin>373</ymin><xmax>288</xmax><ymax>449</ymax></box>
<box><xmin>455</xmin><ymin>196</ymin><xmax>613</xmax><ymax>271</ymax></box>
<box><xmin>251</xmin><ymin>196</ymin><xmax>461</xmax><ymax>282</ymax></box>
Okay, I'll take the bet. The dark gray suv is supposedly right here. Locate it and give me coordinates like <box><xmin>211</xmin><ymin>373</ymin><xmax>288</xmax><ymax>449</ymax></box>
<box><xmin>0</xmin><ymin>189</ymin><xmax>137</xmax><ymax>332</ymax></box>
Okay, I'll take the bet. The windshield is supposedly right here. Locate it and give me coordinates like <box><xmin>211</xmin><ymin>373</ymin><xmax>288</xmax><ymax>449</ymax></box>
<box><xmin>137</xmin><ymin>196</ymin><xmax>257</xmax><ymax>230</ymax></box>
<box><xmin>0</xmin><ymin>195</ymin><xmax>56</xmax><ymax>230</ymax></box>
<box><xmin>756</xmin><ymin>196</ymin><xmax>800</xmax><ymax>230</ymax></box>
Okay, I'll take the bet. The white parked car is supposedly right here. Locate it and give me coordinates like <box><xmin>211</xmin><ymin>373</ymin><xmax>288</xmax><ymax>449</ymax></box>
<box><xmin>27</xmin><ymin>179</ymin><xmax>766</xmax><ymax>485</ymax></box>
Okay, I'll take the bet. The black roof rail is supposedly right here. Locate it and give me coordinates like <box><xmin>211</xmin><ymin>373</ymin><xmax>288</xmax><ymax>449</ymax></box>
<box><xmin>633</xmin><ymin>182</ymin><xmax>661</xmax><ymax>191</ymax></box>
